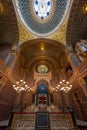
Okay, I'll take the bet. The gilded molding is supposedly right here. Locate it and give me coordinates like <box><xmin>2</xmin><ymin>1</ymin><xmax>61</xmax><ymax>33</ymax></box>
<box><xmin>18</xmin><ymin>19</ymin><xmax>35</xmax><ymax>44</ymax></box>
<box><xmin>17</xmin><ymin>39</ymin><xmax>66</xmax><ymax>67</ymax></box>
<box><xmin>18</xmin><ymin>17</ymin><xmax>68</xmax><ymax>45</ymax></box>
<box><xmin>49</xmin><ymin>19</ymin><xmax>68</xmax><ymax>45</ymax></box>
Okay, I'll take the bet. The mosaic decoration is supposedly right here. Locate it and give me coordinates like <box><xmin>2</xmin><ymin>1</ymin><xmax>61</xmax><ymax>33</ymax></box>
<box><xmin>34</xmin><ymin>0</ymin><xmax>52</xmax><ymax>20</ymax></box>
<box><xmin>14</xmin><ymin>0</ymin><xmax>71</xmax><ymax>36</ymax></box>
<box><xmin>0</xmin><ymin>1</ymin><xmax>19</xmax><ymax>45</ymax></box>
<box><xmin>66</xmin><ymin>0</ymin><xmax>87</xmax><ymax>47</ymax></box>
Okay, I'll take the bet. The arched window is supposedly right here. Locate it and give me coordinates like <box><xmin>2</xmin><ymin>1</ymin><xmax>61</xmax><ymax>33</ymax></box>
<box><xmin>36</xmin><ymin>82</ymin><xmax>49</xmax><ymax>106</ymax></box>
<box><xmin>37</xmin><ymin>65</ymin><xmax>48</xmax><ymax>74</ymax></box>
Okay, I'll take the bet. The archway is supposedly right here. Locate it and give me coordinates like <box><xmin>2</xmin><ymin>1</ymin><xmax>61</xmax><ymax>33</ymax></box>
<box><xmin>35</xmin><ymin>80</ymin><xmax>50</xmax><ymax>107</ymax></box>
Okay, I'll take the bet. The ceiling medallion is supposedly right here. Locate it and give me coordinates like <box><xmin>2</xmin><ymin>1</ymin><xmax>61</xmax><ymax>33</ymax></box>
<box><xmin>33</xmin><ymin>0</ymin><xmax>52</xmax><ymax>21</ymax></box>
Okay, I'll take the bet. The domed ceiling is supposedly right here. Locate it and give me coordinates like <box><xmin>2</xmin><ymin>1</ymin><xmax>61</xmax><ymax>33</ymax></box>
<box><xmin>14</xmin><ymin>0</ymin><xmax>71</xmax><ymax>37</ymax></box>
<box><xmin>66</xmin><ymin>0</ymin><xmax>87</xmax><ymax>47</ymax></box>
<box><xmin>17</xmin><ymin>39</ymin><xmax>67</xmax><ymax>69</ymax></box>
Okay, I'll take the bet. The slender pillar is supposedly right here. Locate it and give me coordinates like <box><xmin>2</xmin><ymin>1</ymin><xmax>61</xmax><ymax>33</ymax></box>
<box><xmin>66</xmin><ymin>46</ymin><xmax>87</xmax><ymax>97</ymax></box>
<box><xmin>67</xmin><ymin>46</ymin><xmax>81</xmax><ymax>70</ymax></box>
<box><xmin>0</xmin><ymin>78</ymin><xmax>6</xmax><ymax>92</ymax></box>
<box><xmin>78</xmin><ymin>78</ymin><xmax>87</xmax><ymax>97</ymax></box>
<box><xmin>4</xmin><ymin>45</ymin><xmax>17</xmax><ymax>69</ymax></box>
<box><xmin>13</xmin><ymin>91</ymin><xmax>24</xmax><ymax>112</ymax></box>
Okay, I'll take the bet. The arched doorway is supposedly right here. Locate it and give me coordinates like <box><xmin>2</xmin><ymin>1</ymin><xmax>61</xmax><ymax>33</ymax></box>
<box><xmin>35</xmin><ymin>80</ymin><xmax>50</xmax><ymax>111</ymax></box>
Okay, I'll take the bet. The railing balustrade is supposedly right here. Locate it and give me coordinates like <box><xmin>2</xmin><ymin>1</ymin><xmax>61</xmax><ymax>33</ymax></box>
<box><xmin>9</xmin><ymin>112</ymin><xmax>75</xmax><ymax>130</ymax></box>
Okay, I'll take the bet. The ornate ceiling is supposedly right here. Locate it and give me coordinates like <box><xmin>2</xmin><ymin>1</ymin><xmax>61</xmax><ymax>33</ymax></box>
<box><xmin>14</xmin><ymin>0</ymin><xmax>71</xmax><ymax>37</ymax></box>
<box><xmin>17</xmin><ymin>17</ymin><xmax>68</xmax><ymax>45</ymax></box>
<box><xmin>66</xmin><ymin>0</ymin><xmax>87</xmax><ymax>47</ymax></box>
<box><xmin>0</xmin><ymin>0</ymin><xmax>19</xmax><ymax>46</ymax></box>
<box><xmin>13</xmin><ymin>0</ymin><xmax>73</xmax><ymax>45</ymax></box>
<box><xmin>0</xmin><ymin>0</ymin><xmax>87</xmax><ymax>122</ymax></box>
<box><xmin>0</xmin><ymin>0</ymin><xmax>86</xmax><ymax>47</ymax></box>
<box><xmin>17</xmin><ymin>39</ymin><xmax>67</xmax><ymax>69</ymax></box>
<box><xmin>0</xmin><ymin>0</ymin><xmax>87</xmax><ymax>69</ymax></box>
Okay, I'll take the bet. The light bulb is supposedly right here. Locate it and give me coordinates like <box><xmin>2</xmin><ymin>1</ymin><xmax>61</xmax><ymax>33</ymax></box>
<box><xmin>62</xmin><ymin>80</ymin><xmax>65</xmax><ymax>82</ymax></box>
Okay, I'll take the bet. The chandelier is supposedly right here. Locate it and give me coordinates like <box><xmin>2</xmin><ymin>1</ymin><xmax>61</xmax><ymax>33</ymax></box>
<box><xmin>12</xmin><ymin>80</ymin><xmax>33</xmax><ymax>93</ymax></box>
<box><xmin>55</xmin><ymin>80</ymin><xmax>73</xmax><ymax>93</ymax></box>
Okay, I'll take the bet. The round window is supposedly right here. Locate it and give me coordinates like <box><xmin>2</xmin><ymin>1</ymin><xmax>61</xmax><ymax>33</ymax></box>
<box><xmin>37</xmin><ymin>65</ymin><xmax>48</xmax><ymax>73</ymax></box>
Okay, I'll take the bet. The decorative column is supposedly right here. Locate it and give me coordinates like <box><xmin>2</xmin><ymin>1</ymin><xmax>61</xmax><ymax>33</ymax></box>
<box><xmin>4</xmin><ymin>45</ymin><xmax>17</xmax><ymax>69</ymax></box>
<box><xmin>67</xmin><ymin>46</ymin><xmax>81</xmax><ymax>70</ymax></box>
<box><xmin>0</xmin><ymin>77</ymin><xmax>6</xmax><ymax>92</ymax></box>
<box><xmin>78</xmin><ymin>78</ymin><xmax>87</xmax><ymax>97</ymax></box>
<box><xmin>20</xmin><ymin>68</ymin><xmax>26</xmax><ymax>80</ymax></box>
<box><xmin>55</xmin><ymin>68</ymin><xmax>66</xmax><ymax>81</ymax></box>
<box><xmin>55</xmin><ymin>68</ymin><xmax>61</xmax><ymax>80</ymax></box>
<box><xmin>56</xmin><ymin>79</ymin><xmax>73</xmax><ymax>111</ymax></box>
<box><xmin>66</xmin><ymin>46</ymin><xmax>87</xmax><ymax>96</ymax></box>
<box><xmin>12</xmin><ymin>80</ymin><xmax>32</xmax><ymax>112</ymax></box>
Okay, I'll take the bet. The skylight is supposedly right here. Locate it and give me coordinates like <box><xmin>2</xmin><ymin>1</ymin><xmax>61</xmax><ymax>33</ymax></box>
<box><xmin>34</xmin><ymin>0</ymin><xmax>52</xmax><ymax>20</ymax></box>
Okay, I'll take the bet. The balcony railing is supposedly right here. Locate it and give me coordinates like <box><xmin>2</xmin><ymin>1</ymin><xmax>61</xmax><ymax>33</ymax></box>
<box><xmin>9</xmin><ymin>112</ymin><xmax>75</xmax><ymax>130</ymax></box>
<box><xmin>69</xmin><ymin>58</ymin><xmax>87</xmax><ymax>84</ymax></box>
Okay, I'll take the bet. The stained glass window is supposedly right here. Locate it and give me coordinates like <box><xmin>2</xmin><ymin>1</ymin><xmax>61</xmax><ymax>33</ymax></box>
<box><xmin>34</xmin><ymin>0</ymin><xmax>52</xmax><ymax>20</ymax></box>
<box><xmin>37</xmin><ymin>65</ymin><xmax>48</xmax><ymax>73</ymax></box>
